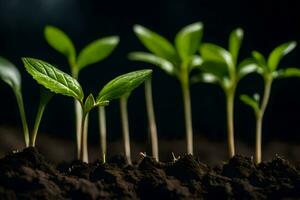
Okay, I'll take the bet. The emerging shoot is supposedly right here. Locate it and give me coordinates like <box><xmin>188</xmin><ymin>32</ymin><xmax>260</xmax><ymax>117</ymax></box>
<box><xmin>129</xmin><ymin>22</ymin><xmax>204</xmax><ymax>155</ymax></box>
<box><xmin>22</xmin><ymin>57</ymin><xmax>152</xmax><ymax>163</ymax></box>
<box><xmin>44</xmin><ymin>26</ymin><xmax>119</xmax><ymax>160</ymax></box>
<box><xmin>240</xmin><ymin>41</ymin><xmax>300</xmax><ymax>164</ymax></box>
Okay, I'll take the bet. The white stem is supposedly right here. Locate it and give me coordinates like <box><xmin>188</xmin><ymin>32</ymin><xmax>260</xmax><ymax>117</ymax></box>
<box><xmin>144</xmin><ymin>79</ymin><xmax>159</xmax><ymax>161</ymax></box>
<box><xmin>120</xmin><ymin>96</ymin><xmax>132</xmax><ymax>164</ymax></box>
<box><xmin>75</xmin><ymin>100</ymin><xmax>82</xmax><ymax>159</ymax></box>
<box><xmin>226</xmin><ymin>91</ymin><xmax>235</xmax><ymax>158</ymax></box>
<box><xmin>98</xmin><ymin>106</ymin><xmax>107</xmax><ymax>163</ymax></box>
<box><xmin>80</xmin><ymin>113</ymin><xmax>89</xmax><ymax>163</ymax></box>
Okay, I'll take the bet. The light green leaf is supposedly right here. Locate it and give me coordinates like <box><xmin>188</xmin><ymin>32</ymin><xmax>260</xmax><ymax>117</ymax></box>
<box><xmin>200</xmin><ymin>43</ymin><xmax>234</xmax><ymax>74</ymax></box>
<box><xmin>97</xmin><ymin>69</ymin><xmax>152</xmax><ymax>103</ymax></box>
<box><xmin>133</xmin><ymin>25</ymin><xmax>178</xmax><ymax>64</ymax></box>
<box><xmin>128</xmin><ymin>51</ymin><xmax>175</xmax><ymax>75</ymax></box>
<box><xmin>229</xmin><ymin>28</ymin><xmax>244</xmax><ymax>64</ymax></box>
<box><xmin>267</xmin><ymin>41</ymin><xmax>297</xmax><ymax>71</ymax></box>
<box><xmin>175</xmin><ymin>22</ymin><xmax>203</xmax><ymax>62</ymax></box>
<box><xmin>237</xmin><ymin>58</ymin><xmax>259</xmax><ymax>78</ymax></box>
<box><xmin>240</xmin><ymin>94</ymin><xmax>260</xmax><ymax>113</ymax></box>
<box><xmin>191</xmin><ymin>73</ymin><xmax>219</xmax><ymax>84</ymax></box>
<box><xmin>22</xmin><ymin>58</ymin><xmax>84</xmax><ymax>102</ymax></box>
<box><xmin>44</xmin><ymin>26</ymin><xmax>76</xmax><ymax>64</ymax></box>
<box><xmin>200</xmin><ymin>60</ymin><xmax>229</xmax><ymax>80</ymax></box>
<box><xmin>0</xmin><ymin>57</ymin><xmax>21</xmax><ymax>90</ymax></box>
<box><xmin>77</xmin><ymin>36</ymin><xmax>119</xmax><ymax>70</ymax></box>
<box><xmin>84</xmin><ymin>94</ymin><xmax>96</xmax><ymax>114</ymax></box>
<box><xmin>274</xmin><ymin>68</ymin><xmax>300</xmax><ymax>79</ymax></box>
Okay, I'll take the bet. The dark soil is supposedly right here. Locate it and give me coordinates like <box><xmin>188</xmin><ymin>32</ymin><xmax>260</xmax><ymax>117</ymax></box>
<box><xmin>1</xmin><ymin>148</ymin><xmax>300</xmax><ymax>199</ymax></box>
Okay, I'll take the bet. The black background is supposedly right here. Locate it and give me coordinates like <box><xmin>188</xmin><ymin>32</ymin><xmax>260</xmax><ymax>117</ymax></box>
<box><xmin>0</xmin><ymin>0</ymin><xmax>300</xmax><ymax>145</ymax></box>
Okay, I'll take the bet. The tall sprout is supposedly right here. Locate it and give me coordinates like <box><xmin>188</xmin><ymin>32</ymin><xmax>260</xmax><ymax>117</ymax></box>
<box><xmin>23</xmin><ymin>57</ymin><xmax>152</xmax><ymax>163</ymax></box>
<box><xmin>129</xmin><ymin>22</ymin><xmax>203</xmax><ymax>155</ymax></box>
<box><xmin>240</xmin><ymin>41</ymin><xmax>299</xmax><ymax>164</ymax></box>
<box><xmin>0</xmin><ymin>57</ymin><xmax>52</xmax><ymax>147</ymax></box>
<box><xmin>44</xmin><ymin>26</ymin><xmax>119</xmax><ymax>160</ymax></box>
<box><xmin>193</xmin><ymin>28</ymin><xmax>257</xmax><ymax>158</ymax></box>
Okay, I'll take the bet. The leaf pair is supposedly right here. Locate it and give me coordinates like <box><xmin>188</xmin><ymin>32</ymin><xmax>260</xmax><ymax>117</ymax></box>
<box><xmin>196</xmin><ymin>28</ymin><xmax>258</xmax><ymax>88</ymax></box>
<box><xmin>22</xmin><ymin>58</ymin><xmax>152</xmax><ymax>114</ymax></box>
<box><xmin>44</xmin><ymin>26</ymin><xmax>119</xmax><ymax>74</ymax></box>
<box><xmin>129</xmin><ymin>22</ymin><xmax>203</xmax><ymax>76</ymax></box>
<box><xmin>251</xmin><ymin>41</ymin><xmax>300</xmax><ymax>79</ymax></box>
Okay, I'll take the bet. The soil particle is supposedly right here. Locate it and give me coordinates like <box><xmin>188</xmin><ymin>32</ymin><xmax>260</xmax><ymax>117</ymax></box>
<box><xmin>1</xmin><ymin>148</ymin><xmax>300</xmax><ymax>199</ymax></box>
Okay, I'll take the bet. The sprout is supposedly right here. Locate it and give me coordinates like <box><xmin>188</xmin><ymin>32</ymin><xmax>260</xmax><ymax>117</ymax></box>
<box><xmin>44</xmin><ymin>26</ymin><xmax>119</xmax><ymax>161</ymax></box>
<box><xmin>0</xmin><ymin>57</ymin><xmax>53</xmax><ymax>147</ymax></box>
<box><xmin>22</xmin><ymin>57</ymin><xmax>152</xmax><ymax>163</ymax></box>
<box><xmin>129</xmin><ymin>22</ymin><xmax>204</xmax><ymax>155</ymax></box>
<box><xmin>240</xmin><ymin>41</ymin><xmax>300</xmax><ymax>164</ymax></box>
<box><xmin>193</xmin><ymin>28</ymin><xmax>257</xmax><ymax>158</ymax></box>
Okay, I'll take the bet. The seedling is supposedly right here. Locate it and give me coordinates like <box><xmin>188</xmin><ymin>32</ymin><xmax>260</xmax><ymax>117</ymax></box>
<box><xmin>0</xmin><ymin>57</ymin><xmax>53</xmax><ymax>147</ymax></box>
<box><xmin>22</xmin><ymin>57</ymin><xmax>152</xmax><ymax>163</ymax></box>
<box><xmin>194</xmin><ymin>28</ymin><xmax>257</xmax><ymax>158</ymax></box>
<box><xmin>44</xmin><ymin>26</ymin><xmax>119</xmax><ymax>160</ymax></box>
<box><xmin>129</xmin><ymin>22</ymin><xmax>204</xmax><ymax>155</ymax></box>
<box><xmin>240</xmin><ymin>41</ymin><xmax>300</xmax><ymax>164</ymax></box>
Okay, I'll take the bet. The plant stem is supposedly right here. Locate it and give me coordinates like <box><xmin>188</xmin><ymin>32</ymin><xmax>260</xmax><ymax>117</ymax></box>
<box><xmin>75</xmin><ymin>100</ymin><xmax>82</xmax><ymax>159</ymax></box>
<box><xmin>79</xmin><ymin>112</ymin><xmax>89</xmax><ymax>163</ymax></box>
<box><xmin>30</xmin><ymin>103</ymin><xmax>46</xmax><ymax>147</ymax></box>
<box><xmin>15</xmin><ymin>91</ymin><xmax>30</xmax><ymax>147</ymax></box>
<box><xmin>180</xmin><ymin>72</ymin><xmax>193</xmax><ymax>155</ymax></box>
<box><xmin>225</xmin><ymin>88</ymin><xmax>236</xmax><ymax>158</ymax></box>
<box><xmin>255</xmin><ymin>77</ymin><xmax>272</xmax><ymax>164</ymax></box>
<box><xmin>144</xmin><ymin>79</ymin><xmax>159</xmax><ymax>161</ymax></box>
<box><xmin>98</xmin><ymin>106</ymin><xmax>107</xmax><ymax>163</ymax></box>
<box><xmin>120</xmin><ymin>96</ymin><xmax>132</xmax><ymax>164</ymax></box>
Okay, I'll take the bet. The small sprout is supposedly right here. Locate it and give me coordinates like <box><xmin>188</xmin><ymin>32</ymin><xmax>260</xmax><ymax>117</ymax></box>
<box><xmin>171</xmin><ymin>152</ymin><xmax>180</xmax><ymax>162</ymax></box>
<box><xmin>240</xmin><ymin>41</ymin><xmax>300</xmax><ymax>164</ymax></box>
<box><xmin>129</xmin><ymin>22</ymin><xmax>204</xmax><ymax>155</ymax></box>
<box><xmin>194</xmin><ymin>28</ymin><xmax>258</xmax><ymax>158</ymax></box>
<box><xmin>0</xmin><ymin>57</ymin><xmax>29</xmax><ymax>147</ymax></box>
<box><xmin>44</xmin><ymin>26</ymin><xmax>119</xmax><ymax>160</ymax></box>
<box><xmin>22</xmin><ymin>57</ymin><xmax>152</xmax><ymax>163</ymax></box>
<box><xmin>0</xmin><ymin>57</ymin><xmax>53</xmax><ymax>148</ymax></box>
<box><xmin>139</xmin><ymin>152</ymin><xmax>147</xmax><ymax>157</ymax></box>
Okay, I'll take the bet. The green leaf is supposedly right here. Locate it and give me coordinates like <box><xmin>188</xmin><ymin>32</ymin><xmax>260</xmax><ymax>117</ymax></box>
<box><xmin>267</xmin><ymin>41</ymin><xmax>297</xmax><ymax>71</ymax></box>
<box><xmin>200</xmin><ymin>60</ymin><xmax>229</xmax><ymax>80</ymax></box>
<box><xmin>128</xmin><ymin>52</ymin><xmax>175</xmax><ymax>75</ymax></box>
<box><xmin>22</xmin><ymin>58</ymin><xmax>84</xmax><ymax>102</ymax></box>
<box><xmin>133</xmin><ymin>25</ymin><xmax>178</xmax><ymax>64</ymax></box>
<box><xmin>97</xmin><ymin>69</ymin><xmax>152</xmax><ymax>103</ymax></box>
<box><xmin>200</xmin><ymin>43</ymin><xmax>234</xmax><ymax>74</ymax></box>
<box><xmin>0</xmin><ymin>57</ymin><xmax>21</xmax><ymax>90</ymax></box>
<box><xmin>274</xmin><ymin>68</ymin><xmax>300</xmax><ymax>79</ymax></box>
<box><xmin>77</xmin><ymin>36</ymin><xmax>119</xmax><ymax>70</ymax></box>
<box><xmin>240</xmin><ymin>94</ymin><xmax>260</xmax><ymax>113</ymax></box>
<box><xmin>44</xmin><ymin>26</ymin><xmax>76</xmax><ymax>64</ymax></box>
<box><xmin>229</xmin><ymin>28</ymin><xmax>243</xmax><ymax>64</ymax></box>
<box><xmin>84</xmin><ymin>94</ymin><xmax>96</xmax><ymax>114</ymax></box>
<box><xmin>237</xmin><ymin>58</ymin><xmax>259</xmax><ymax>78</ymax></box>
<box><xmin>175</xmin><ymin>22</ymin><xmax>203</xmax><ymax>62</ymax></box>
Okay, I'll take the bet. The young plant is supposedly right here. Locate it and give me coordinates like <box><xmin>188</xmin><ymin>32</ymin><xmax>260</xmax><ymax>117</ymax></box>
<box><xmin>0</xmin><ymin>57</ymin><xmax>53</xmax><ymax>147</ymax></box>
<box><xmin>129</xmin><ymin>22</ymin><xmax>204</xmax><ymax>155</ymax></box>
<box><xmin>240</xmin><ymin>41</ymin><xmax>299</xmax><ymax>164</ymax></box>
<box><xmin>22</xmin><ymin>57</ymin><xmax>152</xmax><ymax>163</ymax></box>
<box><xmin>44</xmin><ymin>26</ymin><xmax>119</xmax><ymax>160</ymax></box>
<box><xmin>193</xmin><ymin>28</ymin><xmax>257</xmax><ymax>158</ymax></box>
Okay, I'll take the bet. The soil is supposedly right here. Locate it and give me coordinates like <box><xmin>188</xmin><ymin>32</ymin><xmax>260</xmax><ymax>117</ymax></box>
<box><xmin>0</xmin><ymin>148</ymin><xmax>300</xmax><ymax>199</ymax></box>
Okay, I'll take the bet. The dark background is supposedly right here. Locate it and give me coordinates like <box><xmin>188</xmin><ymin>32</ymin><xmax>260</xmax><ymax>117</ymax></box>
<box><xmin>0</xmin><ymin>0</ymin><xmax>300</xmax><ymax>146</ymax></box>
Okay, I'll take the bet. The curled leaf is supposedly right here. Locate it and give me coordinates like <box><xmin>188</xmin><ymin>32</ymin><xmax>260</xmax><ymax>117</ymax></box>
<box><xmin>229</xmin><ymin>28</ymin><xmax>244</xmax><ymax>64</ymax></box>
<box><xmin>240</xmin><ymin>94</ymin><xmax>260</xmax><ymax>114</ymax></box>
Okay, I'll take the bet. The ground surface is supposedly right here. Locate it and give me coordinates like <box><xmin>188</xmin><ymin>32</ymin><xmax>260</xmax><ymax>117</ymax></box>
<box><xmin>0</xmin><ymin>147</ymin><xmax>300</xmax><ymax>199</ymax></box>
